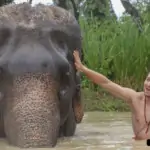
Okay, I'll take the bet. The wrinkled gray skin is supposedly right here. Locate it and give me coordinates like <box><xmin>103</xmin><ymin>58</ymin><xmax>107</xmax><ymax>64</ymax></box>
<box><xmin>0</xmin><ymin>3</ymin><xmax>83</xmax><ymax>148</ymax></box>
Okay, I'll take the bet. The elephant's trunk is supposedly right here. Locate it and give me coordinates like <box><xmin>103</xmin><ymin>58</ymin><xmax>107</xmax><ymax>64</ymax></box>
<box><xmin>4</xmin><ymin>73</ymin><xmax>60</xmax><ymax>148</ymax></box>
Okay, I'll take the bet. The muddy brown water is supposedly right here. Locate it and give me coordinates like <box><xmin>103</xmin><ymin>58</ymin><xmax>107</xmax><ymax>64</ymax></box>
<box><xmin>0</xmin><ymin>111</ymin><xmax>149</xmax><ymax>150</ymax></box>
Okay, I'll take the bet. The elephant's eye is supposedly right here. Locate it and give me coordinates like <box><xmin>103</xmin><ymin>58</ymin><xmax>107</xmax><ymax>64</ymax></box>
<box><xmin>0</xmin><ymin>27</ymin><xmax>11</xmax><ymax>47</ymax></box>
<box><xmin>57</xmin><ymin>39</ymin><xmax>65</xmax><ymax>49</ymax></box>
<box><xmin>50</xmin><ymin>30</ymin><xmax>68</xmax><ymax>50</ymax></box>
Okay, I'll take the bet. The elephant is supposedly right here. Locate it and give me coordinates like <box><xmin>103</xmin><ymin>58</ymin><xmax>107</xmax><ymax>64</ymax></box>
<box><xmin>0</xmin><ymin>2</ymin><xmax>84</xmax><ymax>148</ymax></box>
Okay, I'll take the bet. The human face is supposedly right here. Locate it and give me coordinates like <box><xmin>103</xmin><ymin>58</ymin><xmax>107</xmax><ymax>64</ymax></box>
<box><xmin>144</xmin><ymin>73</ymin><xmax>150</xmax><ymax>97</ymax></box>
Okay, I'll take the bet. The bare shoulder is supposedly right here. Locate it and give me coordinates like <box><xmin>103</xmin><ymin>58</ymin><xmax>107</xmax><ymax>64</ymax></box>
<box><xmin>131</xmin><ymin>91</ymin><xmax>144</xmax><ymax>102</ymax></box>
<box><xmin>135</xmin><ymin>91</ymin><xmax>144</xmax><ymax>99</ymax></box>
<box><xmin>121</xmin><ymin>87</ymin><xmax>139</xmax><ymax>103</ymax></box>
<box><xmin>122</xmin><ymin>86</ymin><xmax>137</xmax><ymax>96</ymax></box>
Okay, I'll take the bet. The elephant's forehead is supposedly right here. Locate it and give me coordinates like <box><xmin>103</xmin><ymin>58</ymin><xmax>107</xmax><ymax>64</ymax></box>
<box><xmin>0</xmin><ymin>3</ymin><xmax>75</xmax><ymax>27</ymax></box>
<box><xmin>0</xmin><ymin>3</ymin><xmax>82</xmax><ymax>49</ymax></box>
<box><xmin>0</xmin><ymin>3</ymin><xmax>82</xmax><ymax>76</ymax></box>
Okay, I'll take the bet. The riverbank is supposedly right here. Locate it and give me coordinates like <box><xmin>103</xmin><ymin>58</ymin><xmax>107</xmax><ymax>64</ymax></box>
<box><xmin>82</xmin><ymin>88</ymin><xmax>130</xmax><ymax>112</ymax></box>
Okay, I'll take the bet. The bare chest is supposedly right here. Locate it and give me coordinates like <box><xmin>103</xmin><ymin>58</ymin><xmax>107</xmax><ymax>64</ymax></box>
<box><xmin>132</xmin><ymin>98</ymin><xmax>150</xmax><ymax>139</ymax></box>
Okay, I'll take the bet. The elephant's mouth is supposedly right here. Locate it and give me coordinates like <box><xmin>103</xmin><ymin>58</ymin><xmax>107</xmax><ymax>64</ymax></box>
<box><xmin>4</xmin><ymin>72</ymin><xmax>60</xmax><ymax>148</ymax></box>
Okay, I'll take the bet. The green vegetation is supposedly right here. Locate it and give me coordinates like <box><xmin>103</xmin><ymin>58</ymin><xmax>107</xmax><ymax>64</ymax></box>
<box><xmin>79</xmin><ymin>15</ymin><xmax>150</xmax><ymax>111</ymax></box>
<box><xmin>82</xmin><ymin>88</ymin><xmax>129</xmax><ymax>112</ymax></box>
<box><xmin>0</xmin><ymin>0</ymin><xmax>13</xmax><ymax>6</ymax></box>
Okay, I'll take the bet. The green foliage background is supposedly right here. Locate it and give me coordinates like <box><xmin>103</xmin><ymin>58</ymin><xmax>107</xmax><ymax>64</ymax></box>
<box><xmin>79</xmin><ymin>10</ymin><xmax>150</xmax><ymax>111</ymax></box>
<box><xmin>0</xmin><ymin>0</ymin><xmax>13</xmax><ymax>6</ymax></box>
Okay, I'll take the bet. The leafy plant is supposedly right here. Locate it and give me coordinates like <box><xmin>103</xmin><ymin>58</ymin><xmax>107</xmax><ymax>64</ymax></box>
<box><xmin>79</xmin><ymin>15</ymin><xmax>150</xmax><ymax>92</ymax></box>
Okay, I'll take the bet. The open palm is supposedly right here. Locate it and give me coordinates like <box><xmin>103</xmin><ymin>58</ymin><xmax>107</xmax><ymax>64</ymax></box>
<box><xmin>73</xmin><ymin>50</ymin><xmax>85</xmax><ymax>72</ymax></box>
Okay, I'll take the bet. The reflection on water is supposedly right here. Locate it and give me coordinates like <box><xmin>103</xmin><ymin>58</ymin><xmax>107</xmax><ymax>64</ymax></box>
<box><xmin>0</xmin><ymin>111</ymin><xmax>149</xmax><ymax>150</ymax></box>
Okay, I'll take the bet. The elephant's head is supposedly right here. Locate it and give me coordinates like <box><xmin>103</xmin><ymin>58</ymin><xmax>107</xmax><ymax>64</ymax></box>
<box><xmin>0</xmin><ymin>3</ymin><xmax>84</xmax><ymax>148</ymax></box>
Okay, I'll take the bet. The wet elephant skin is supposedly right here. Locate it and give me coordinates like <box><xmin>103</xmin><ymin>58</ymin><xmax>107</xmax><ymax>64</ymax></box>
<box><xmin>0</xmin><ymin>3</ymin><xmax>84</xmax><ymax>148</ymax></box>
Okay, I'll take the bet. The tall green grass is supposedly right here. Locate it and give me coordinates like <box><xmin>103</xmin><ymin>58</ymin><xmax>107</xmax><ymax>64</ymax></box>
<box><xmin>79</xmin><ymin>17</ymin><xmax>150</xmax><ymax>91</ymax></box>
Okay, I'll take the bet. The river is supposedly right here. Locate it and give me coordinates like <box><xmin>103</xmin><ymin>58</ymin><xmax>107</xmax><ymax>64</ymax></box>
<box><xmin>0</xmin><ymin>111</ymin><xmax>149</xmax><ymax>150</ymax></box>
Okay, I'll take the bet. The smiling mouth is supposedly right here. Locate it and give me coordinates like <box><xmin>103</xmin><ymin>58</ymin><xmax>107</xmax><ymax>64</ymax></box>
<box><xmin>144</xmin><ymin>90</ymin><xmax>150</xmax><ymax>97</ymax></box>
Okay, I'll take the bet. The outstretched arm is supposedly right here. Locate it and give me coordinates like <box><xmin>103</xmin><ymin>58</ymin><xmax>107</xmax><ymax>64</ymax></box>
<box><xmin>73</xmin><ymin>50</ymin><xmax>136</xmax><ymax>103</ymax></box>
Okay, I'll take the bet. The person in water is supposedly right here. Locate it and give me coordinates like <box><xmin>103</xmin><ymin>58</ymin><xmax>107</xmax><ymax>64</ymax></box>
<box><xmin>73</xmin><ymin>50</ymin><xmax>150</xmax><ymax>140</ymax></box>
